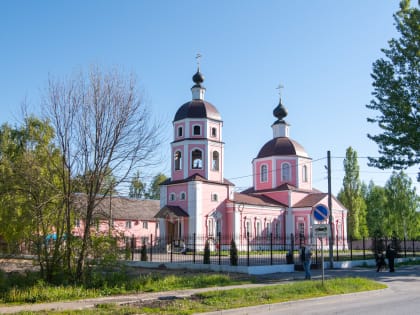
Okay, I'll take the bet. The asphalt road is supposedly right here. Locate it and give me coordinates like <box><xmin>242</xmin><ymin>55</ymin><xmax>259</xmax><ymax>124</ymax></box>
<box><xmin>199</xmin><ymin>265</ymin><xmax>420</xmax><ymax>315</ymax></box>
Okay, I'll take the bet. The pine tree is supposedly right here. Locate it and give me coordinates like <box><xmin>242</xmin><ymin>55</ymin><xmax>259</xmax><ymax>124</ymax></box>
<box><xmin>230</xmin><ymin>239</ymin><xmax>238</xmax><ymax>266</ymax></box>
<box><xmin>203</xmin><ymin>240</ymin><xmax>211</xmax><ymax>264</ymax></box>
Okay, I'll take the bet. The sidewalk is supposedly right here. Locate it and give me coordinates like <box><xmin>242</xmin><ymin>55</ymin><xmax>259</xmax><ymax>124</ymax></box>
<box><xmin>0</xmin><ymin>265</ymin><xmax>416</xmax><ymax>314</ymax></box>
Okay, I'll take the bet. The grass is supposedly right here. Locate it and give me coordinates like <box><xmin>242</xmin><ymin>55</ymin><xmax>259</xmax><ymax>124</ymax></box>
<box><xmin>0</xmin><ymin>270</ymin><xmax>253</xmax><ymax>305</ymax></box>
<box><xmin>12</xmin><ymin>277</ymin><xmax>387</xmax><ymax>315</ymax></box>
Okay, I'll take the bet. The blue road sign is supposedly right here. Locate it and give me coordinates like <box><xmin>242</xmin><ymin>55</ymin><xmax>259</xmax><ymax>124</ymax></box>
<box><xmin>313</xmin><ymin>204</ymin><xmax>329</xmax><ymax>221</ymax></box>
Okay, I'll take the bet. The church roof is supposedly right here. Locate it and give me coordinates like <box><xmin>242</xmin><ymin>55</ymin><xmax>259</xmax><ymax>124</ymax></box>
<box><xmin>154</xmin><ymin>205</ymin><xmax>189</xmax><ymax>218</ymax></box>
<box><xmin>73</xmin><ymin>194</ymin><xmax>160</xmax><ymax>220</ymax></box>
<box><xmin>174</xmin><ymin>99</ymin><xmax>221</xmax><ymax>121</ymax></box>
<box><xmin>256</xmin><ymin>137</ymin><xmax>308</xmax><ymax>158</ymax></box>
<box><xmin>292</xmin><ymin>193</ymin><xmax>327</xmax><ymax>208</ymax></box>
<box><xmin>233</xmin><ymin>192</ymin><xmax>287</xmax><ymax>207</ymax></box>
<box><xmin>160</xmin><ymin>173</ymin><xmax>234</xmax><ymax>186</ymax></box>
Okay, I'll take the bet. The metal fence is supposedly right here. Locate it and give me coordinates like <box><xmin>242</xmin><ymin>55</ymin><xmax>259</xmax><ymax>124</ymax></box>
<box><xmin>122</xmin><ymin>233</ymin><xmax>420</xmax><ymax>266</ymax></box>
<box><xmin>2</xmin><ymin>234</ymin><xmax>419</xmax><ymax>267</ymax></box>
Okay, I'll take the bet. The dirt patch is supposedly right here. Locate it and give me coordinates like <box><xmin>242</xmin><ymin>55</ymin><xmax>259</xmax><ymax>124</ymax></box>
<box><xmin>0</xmin><ymin>258</ymin><xmax>252</xmax><ymax>282</ymax></box>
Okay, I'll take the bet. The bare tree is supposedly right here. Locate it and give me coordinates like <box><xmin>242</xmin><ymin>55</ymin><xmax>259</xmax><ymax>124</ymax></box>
<box><xmin>43</xmin><ymin>66</ymin><xmax>162</xmax><ymax>281</ymax></box>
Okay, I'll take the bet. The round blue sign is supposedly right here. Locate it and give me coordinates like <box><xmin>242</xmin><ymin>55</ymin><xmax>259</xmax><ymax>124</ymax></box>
<box><xmin>313</xmin><ymin>204</ymin><xmax>329</xmax><ymax>221</ymax></box>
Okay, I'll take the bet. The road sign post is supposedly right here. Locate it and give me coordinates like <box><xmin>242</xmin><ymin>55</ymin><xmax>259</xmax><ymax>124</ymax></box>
<box><xmin>313</xmin><ymin>204</ymin><xmax>331</xmax><ymax>283</ymax></box>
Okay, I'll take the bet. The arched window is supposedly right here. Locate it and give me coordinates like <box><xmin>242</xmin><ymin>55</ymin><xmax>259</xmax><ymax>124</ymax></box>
<box><xmin>256</xmin><ymin>220</ymin><xmax>261</xmax><ymax>237</ymax></box>
<box><xmin>177</xmin><ymin>126</ymin><xmax>183</xmax><ymax>137</ymax></box>
<box><xmin>260</xmin><ymin>164</ymin><xmax>268</xmax><ymax>182</ymax></box>
<box><xmin>212</xmin><ymin>151</ymin><xmax>219</xmax><ymax>171</ymax></box>
<box><xmin>208</xmin><ymin>218</ymin><xmax>214</xmax><ymax>236</ymax></box>
<box><xmin>211</xmin><ymin>127</ymin><xmax>217</xmax><ymax>137</ymax></box>
<box><xmin>174</xmin><ymin>151</ymin><xmax>182</xmax><ymax>170</ymax></box>
<box><xmin>282</xmin><ymin>162</ymin><xmax>291</xmax><ymax>181</ymax></box>
<box><xmin>302</xmin><ymin>165</ymin><xmax>308</xmax><ymax>182</ymax></box>
<box><xmin>169</xmin><ymin>193</ymin><xmax>176</xmax><ymax>201</ymax></box>
<box><xmin>216</xmin><ymin>220</ymin><xmax>221</xmax><ymax>235</ymax></box>
<box><xmin>193</xmin><ymin>125</ymin><xmax>201</xmax><ymax>136</ymax></box>
<box><xmin>191</xmin><ymin>149</ymin><xmax>203</xmax><ymax>169</ymax></box>
<box><xmin>180</xmin><ymin>192</ymin><xmax>186</xmax><ymax>200</ymax></box>
<box><xmin>275</xmin><ymin>221</ymin><xmax>281</xmax><ymax>239</ymax></box>
<box><xmin>245</xmin><ymin>220</ymin><xmax>251</xmax><ymax>237</ymax></box>
<box><xmin>265</xmin><ymin>221</ymin><xmax>271</xmax><ymax>236</ymax></box>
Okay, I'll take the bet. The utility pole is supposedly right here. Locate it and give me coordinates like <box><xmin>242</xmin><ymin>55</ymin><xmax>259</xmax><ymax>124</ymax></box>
<box><xmin>327</xmin><ymin>151</ymin><xmax>334</xmax><ymax>268</ymax></box>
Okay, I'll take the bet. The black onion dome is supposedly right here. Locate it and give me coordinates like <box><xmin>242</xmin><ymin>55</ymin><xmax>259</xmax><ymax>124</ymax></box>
<box><xmin>273</xmin><ymin>98</ymin><xmax>288</xmax><ymax>121</ymax></box>
<box><xmin>174</xmin><ymin>100</ymin><xmax>221</xmax><ymax>121</ymax></box>
<box><xmin>257</xmin><ymin>137</ymin><xmax>308</xmax><ymax>158</ymax></box>
<box><xmin>192</xmin><ymin>69</ymin><xmax>205</xmax><ymax>86</ymax></box>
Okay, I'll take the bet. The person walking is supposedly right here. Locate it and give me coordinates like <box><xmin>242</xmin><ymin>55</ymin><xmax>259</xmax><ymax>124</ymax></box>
<box><xmin>300</xmin><ymin>245</ymin><xmax>312</xmax><ymax>280</ymax></box>
<box><xmin>386</xmin><ymin>245</ymin><xmax>396</xmax><ymax>272</ymax></box>
<box><xmin>375</xmin><ymin>251</ymin><xmax>386</xmax><ymax>272</ymax></box>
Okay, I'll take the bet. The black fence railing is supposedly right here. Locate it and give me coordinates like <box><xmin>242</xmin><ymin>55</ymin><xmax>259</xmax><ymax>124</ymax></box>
<box><xmin>121</xmin><ymin>234</ymin><xmax>420</xmax><ymax>266</ymax></box>
<box><xmin>2</xmin><ymin>234</ymin><xmax>419</xmax><ymax>267</ymax></box>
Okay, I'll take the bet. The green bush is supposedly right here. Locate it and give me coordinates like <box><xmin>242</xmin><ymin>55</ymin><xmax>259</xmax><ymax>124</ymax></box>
<box><xmin>230</xmin><ymin>239</ymin><xmax>238</xmax><ymax>266</ymax></box>
<box><xmin>140</xmin><ymin>243</ymin><xmax>148</xmax><ymax>261</ymax></box>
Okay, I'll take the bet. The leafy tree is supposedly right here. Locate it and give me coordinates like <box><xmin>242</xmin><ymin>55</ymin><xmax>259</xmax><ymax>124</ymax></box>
<box><xmin>337</xmin><ymin>147</ymin><xmax>368</xmax><ymax>239</ymax></box>
<box><xmin>364</xmin><ymin>181</ymin><xmax>388</xmax><ymax>237</ymax></box>
<box><xmin>384</xmin><ymin>171</ymin><xmax>419</xmax><ymax>239</ymax></box>
<box><xmin>129</xmin><ymin>170</ymin><xmax>146</xmax><ymax>199</ymax></box>
<box><xmin>146</xmin><ymin>172</ymin><xmax>168</xmax><ymax>200</ymax></box>
<box><xmin>43</xmin><ymin>66</ymin><xmax>162</xmax><ymax>281</ymax></box>
<box><xmin>366</xmin><ymin>0</ymin><xmax>420</xmax><ymax>181</ymax></box>
<box><xmin>0</xmin><ymin>117</ymin><xmax>66</xmax><ymax>281</ymax></box>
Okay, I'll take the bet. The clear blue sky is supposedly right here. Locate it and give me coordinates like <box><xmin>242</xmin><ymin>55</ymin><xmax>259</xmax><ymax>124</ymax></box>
<box><xmin>1</xmin><ymin>0</ymin><xmax>419</xmax><ymax>196</ymax></box>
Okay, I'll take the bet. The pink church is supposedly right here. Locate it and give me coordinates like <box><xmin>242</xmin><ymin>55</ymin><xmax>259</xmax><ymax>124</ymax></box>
<box><xmin>155</xmin><ymin>68</ymin><xmax>347</xmax><ymax>249</ymax></box>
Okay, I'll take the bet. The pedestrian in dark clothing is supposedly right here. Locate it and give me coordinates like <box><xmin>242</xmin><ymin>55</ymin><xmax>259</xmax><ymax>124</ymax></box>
<box><xmin>300</xmin><ymin>245</ymin><xmax>312</xmax><ymax>280</ymax></box>
<box><xmin>386</xmin><ymin>245</ymin><xmax>396</xmax><ymax>272</ymax></box>
<box><xmin>376</xmin><ymin>252</ymin><xmax>386</xmax><ymax>272</ymax></box>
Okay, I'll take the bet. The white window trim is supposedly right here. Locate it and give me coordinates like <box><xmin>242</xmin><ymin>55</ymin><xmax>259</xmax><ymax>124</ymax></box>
<box><xmin>177</xmin><ymin>126</ymin><xmax>183</xmax><ymax>138</ymax></box>
<box><xmin>260</xmin><ymin>164</ymin><xmax>268</xmax><ymax>182</ymax></box>
<box><xmin>281</xmin><ymin>162</ymin><xmax>291</xmax><ymax>181</ymax></box>
<box><xmin>192</xmin><ymin>124</ymin><xmax>201</xmax><ymax>136</ymax></box>
<box><xmin>191</xmin><ymin>148</ymin><xmax>203</xmax><ymax>169</ymax></box>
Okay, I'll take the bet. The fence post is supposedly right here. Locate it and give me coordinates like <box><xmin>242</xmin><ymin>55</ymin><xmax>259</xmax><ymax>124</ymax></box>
<box><xmin>218</xmin><ymin>232</ymin><xmax>221</xmax><ymax>265</ymax></box>
<box><xmin>413</xmin><ymin>239</ymin><xmax>415</xmax><ymax>257</ymax></box>
<box><xmin>362</xmin><ymin>237</ymin><xmax>366</xmax><ymax>260</ymax></box>
<box><xmin>404</xmin><ymin>237</ymin><xmax>407</xmax><ymax>257</ymax></box>
<box><xmin>170</xmin><ymin>238</ymin><xmax>173</xmax><ymax>263</ymax></box>
<box><xmin>290</xmin><ymin>233</ymin><xmax>295</xmax><ymax>263</ymax></box>
<box><xmin>247</xmin><ymin>232</ymin><xmax>250</xmax><ymax>266</ymax></box>
<box><xmin>193</xmin><ymin>233</ymin><xmax>196</xmax><ymax>264</ymax></box>
<box><xmin>131</xmin><ymin>235</ymin><xmax>135</xmax><ymax>261</ymax></box>
<box><xmin>270</xmin><ymin>232</ymin><xmax>273</xmax><ymax>265</ymax></box>
<box><xmin>150</xmin><ymin>234</ymin><xmax>153</xmax><ymax>262</ymax></box>
<box><xmin>336</xmin><ymin>231</ymin><xmax>339</xmax><ymax>261</ymax></box>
